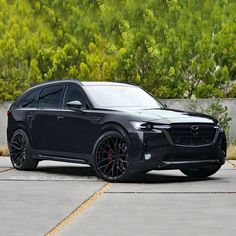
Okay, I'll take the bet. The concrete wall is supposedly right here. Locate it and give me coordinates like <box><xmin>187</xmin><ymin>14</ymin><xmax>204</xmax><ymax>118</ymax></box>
<box><xmin>0</xmin><ymin>102</ymin><xmax>11</xmax><ymax>145</ymax></box>
<box><xmin>161</xmin><ymin>98</ymin><xmax>236</xmax><ymax>139</ymax></box>
<box><xmin>0</xmin><ymin>99</ymin><xmax>235</xmax><ymax>144</ymax></box>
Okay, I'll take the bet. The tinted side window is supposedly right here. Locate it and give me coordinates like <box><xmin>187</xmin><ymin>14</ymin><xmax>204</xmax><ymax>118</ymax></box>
<box><xmin>64</xmin><ymin>85</ymin><xmax>86</xmax><ymax>108</ymax></box>
<box><xmin>20</xmin><ymin>90</ymin><xmax>39</xmax><ymax>108</ymax></box>
<box><xmin>38</xmin><ymin>85</ymin><xmax>64</xmax><ymax>109</ymax></box>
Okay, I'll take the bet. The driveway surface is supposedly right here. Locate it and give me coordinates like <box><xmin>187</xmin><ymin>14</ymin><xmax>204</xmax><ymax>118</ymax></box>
<box><xmin>0</xmin><ymin>157</ymin><xmax>235</xmax><ymax>236</ymax></box>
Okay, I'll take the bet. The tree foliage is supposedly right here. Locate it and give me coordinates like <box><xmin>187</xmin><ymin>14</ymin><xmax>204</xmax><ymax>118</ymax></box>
<box><xmin>0</xmin><ymin>0</ymin><xmax>236</xmax><ymax>100</ymax></box>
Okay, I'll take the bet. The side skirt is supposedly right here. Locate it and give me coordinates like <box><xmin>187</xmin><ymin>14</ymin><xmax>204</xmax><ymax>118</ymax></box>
<box><xmin>31</xmin><ymin>149</ymin><xmax>92</xmax><ymax>165</ymax></box>
<box><xmin>36</xmin><ymin>154</ymin><xmax>90</xmax><ymax>165</ymax></box>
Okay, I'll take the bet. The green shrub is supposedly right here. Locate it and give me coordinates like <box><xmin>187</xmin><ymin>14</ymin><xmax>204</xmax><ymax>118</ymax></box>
<box><xmin>188</xmin><ymin>98</ymin><xmax>231</xmax><ymax>140</ymax></box>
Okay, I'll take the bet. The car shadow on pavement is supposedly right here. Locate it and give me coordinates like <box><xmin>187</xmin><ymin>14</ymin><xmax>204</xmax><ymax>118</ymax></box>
<box><xmin>35</xmin><ymin>165</ymin><xmax>219</xmax><ymax>183</ymax></box>
<box><xmin>36</xmin><ymin>166</ymin><xmax>97</xmax><ymax>177</ymax></box>
<box><xmin>127</xmin><ymin>172</ymin><xmax>218</xmax><ymax>184</ymax></box>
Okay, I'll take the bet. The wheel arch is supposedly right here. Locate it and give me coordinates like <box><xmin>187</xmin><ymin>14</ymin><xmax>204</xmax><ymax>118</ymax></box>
<box><xmin>101</xmin><ymin>122</ymin><xmax>130</xmax><ymax>139</ymax></box>
<box><xmin>10</xmin><ymin>122</ymin><xmax>33</xmax><ymax>147</ymax></box>
<box><xmin>90</xmin><ymin>122</ymin><xmax>131</xmax><ymax>163</ymax></box>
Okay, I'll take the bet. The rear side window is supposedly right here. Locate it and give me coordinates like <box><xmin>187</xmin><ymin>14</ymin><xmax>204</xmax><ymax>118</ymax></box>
<box><xmin>63</xmin><ymin>85</ymin><xmax>86</xmax><ymax>108</ymax></box>
<box><xmin>38</xmin><ymin>85</ymin><xmax>64</xmax><ymax>109</ymax></box>
<box><xmin>20</xmin><ymin>90</ymin><xmax>39</xmax><ymax>108</ymax></box>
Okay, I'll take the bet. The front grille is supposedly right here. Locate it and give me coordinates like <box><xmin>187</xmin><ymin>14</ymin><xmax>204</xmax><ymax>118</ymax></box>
<box><xmin>168</xmin><ymin>123</ymin><xmax>216</xmax><ymax>146</ymax></box>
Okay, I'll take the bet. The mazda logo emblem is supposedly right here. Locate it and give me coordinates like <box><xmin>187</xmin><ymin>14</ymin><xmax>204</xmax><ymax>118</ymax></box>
<box><xmin>190</xmin><ymin>125</ymin><xmax>199</xmax><ymax>135</ymax></box>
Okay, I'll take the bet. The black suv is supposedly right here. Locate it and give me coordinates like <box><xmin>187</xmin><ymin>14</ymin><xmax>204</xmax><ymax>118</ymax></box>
<box><xmin>7</xmin><ymin>80</ymin><xmax>226</xmax><ymax>181</ymax></box>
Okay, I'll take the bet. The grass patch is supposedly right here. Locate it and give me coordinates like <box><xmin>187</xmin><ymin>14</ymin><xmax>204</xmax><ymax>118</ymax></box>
<box><xmin>0</xmin><ymin>145</ymin><xmax>9</xmax><ymax>156</ymax></box>
<box><xmin>227</xmin><ymin>144</ymin><xmax>236</xmax><ymax>160</ymax></box>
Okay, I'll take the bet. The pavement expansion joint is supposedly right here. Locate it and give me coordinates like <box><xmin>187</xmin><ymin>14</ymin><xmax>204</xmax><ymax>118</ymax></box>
<box><xmin>0</xmin><ymin>179</ymin><xmax>101</xmax><ymax>182</ymax></box>
<box><xmin>45</xmin><ymin>182</ymin><xmax>113</xmax><ymax>236</ymax></box>
<box><xmin>0</xmin><ymin>168</ymin><xmax>14</xmax><ymax>174</ymax></box>
<box><xmin>227</xmin><ymin>160</ymin><xmax>236</xmax><ymax>169</ymax></box>
<box><xmin>106</xmin><ymin>191</ymin><xmax>236</xmax><ymax>194</ymax></box>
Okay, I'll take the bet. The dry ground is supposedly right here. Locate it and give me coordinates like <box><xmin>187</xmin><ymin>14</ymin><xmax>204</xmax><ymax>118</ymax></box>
<box><xmin>0</xmin><ymin>145</ymin><xmax>9</xmax><ymax>156</ymax></box>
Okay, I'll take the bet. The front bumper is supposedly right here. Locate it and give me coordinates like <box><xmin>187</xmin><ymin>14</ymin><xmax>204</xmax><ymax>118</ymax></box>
<box><xmin>129</xmin><ymin>127</ymin><xmax>226</xmax><ymax>172</ymax></box>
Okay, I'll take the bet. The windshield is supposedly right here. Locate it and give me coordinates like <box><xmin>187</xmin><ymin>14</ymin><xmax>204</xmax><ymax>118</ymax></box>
<box><xmin>84</xmin><ymin>85</ymin><xmax>163</xmax><ymax>109</ymax></box>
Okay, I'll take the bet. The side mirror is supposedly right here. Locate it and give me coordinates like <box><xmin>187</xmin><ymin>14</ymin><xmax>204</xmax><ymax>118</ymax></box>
<box><xmin>159</xmin><ymin>100</ymin><xmax>167</xmax><ymax>108</ymax></box>
<box><xmin>66</xmin><ymin>101</ymin><xmax>82</xmax><ymax>111</ymax></box>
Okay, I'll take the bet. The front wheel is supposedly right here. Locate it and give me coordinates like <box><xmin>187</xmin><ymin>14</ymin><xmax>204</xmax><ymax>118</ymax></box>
<box><xmin>180</xmin><ymin>164</ymin><xmax>221</xmax><ymax>178</ymax></box>
<box><xmin>9</xmin><ymin>129</ymin><xmax>39</xmax><ymax>170</ymax></box>
<box><xmin>93</xmin><ymin>131</ymin><xmax>132</xmax><ymax>182</ymax></box>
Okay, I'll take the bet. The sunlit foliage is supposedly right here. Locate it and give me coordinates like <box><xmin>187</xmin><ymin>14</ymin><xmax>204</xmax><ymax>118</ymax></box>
<box><xmin>0</xmin><ymin>0</ymin><xmax>235</xmax><ymax>100</ymax></box>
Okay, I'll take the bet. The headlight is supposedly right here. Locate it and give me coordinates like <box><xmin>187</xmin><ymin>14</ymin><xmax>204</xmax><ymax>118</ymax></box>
<box><xmin>215</xmin><ymin>123</ymin><xmax>224</xmax><ymax>132</ymax></box>
<box><xmin>130</xmin><ymin>121</ymin><xmax>153</xmax><ymax>131</ymax></box>
<box><xmin>214</xmin><ymin>123</ymin><xmax>221</xmax><ymax>129</ymax></box>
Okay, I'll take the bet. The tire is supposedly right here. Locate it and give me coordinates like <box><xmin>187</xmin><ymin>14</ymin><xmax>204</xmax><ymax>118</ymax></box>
<box><xmin>180</xmin><ymin>164</ymin><xmax>221</xmax><ymax>178</ymax></box>
<box><xmin>92</xmin><ymin>131</ymin><xmax>132</xmax><ymax>182</ymax></box>
<box><xmin>9</xmin><ymin>129</ymin><xmax>39</xmax><ymax>170</ymax></box>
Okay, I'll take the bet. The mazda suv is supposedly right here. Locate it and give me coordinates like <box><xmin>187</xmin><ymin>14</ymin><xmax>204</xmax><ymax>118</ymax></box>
<box><xmin>7</xmin><ymin>80</ymin><xmax>227</xmax><ymax>181</ymax></box>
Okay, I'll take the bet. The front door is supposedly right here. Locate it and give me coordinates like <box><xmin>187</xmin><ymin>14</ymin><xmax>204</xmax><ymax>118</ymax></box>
<box><xmin>55</xmin><ymin>84</ymin><xmax>100</xmax><ymax>158</ymax></box>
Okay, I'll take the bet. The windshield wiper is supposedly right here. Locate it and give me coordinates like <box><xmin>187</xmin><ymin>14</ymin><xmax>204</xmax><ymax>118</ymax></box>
<box><xmin>141</xmin><ymin>107</ymin><xmax>162</xmax><ymax>110</ymax></box>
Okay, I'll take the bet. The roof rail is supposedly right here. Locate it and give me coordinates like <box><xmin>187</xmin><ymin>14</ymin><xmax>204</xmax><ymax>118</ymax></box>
<box><xmin>117</xmin><ymin>81</ymin><xmax>138</xmax><ymax>86</ymax></box>
<box><xmin>31</xmin><ymin>79</ymin><xmax>82</xmax><ymax>87</ymax></box>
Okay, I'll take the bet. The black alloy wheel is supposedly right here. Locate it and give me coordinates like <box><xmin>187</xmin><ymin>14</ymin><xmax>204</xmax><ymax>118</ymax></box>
<box><xmin>94</xmin><ymin>131</ymin><xmax>131</xmax><ymax>182</ymax></box>
<box><xmin>10</xmin><ymin>129</ymin><xmax>38</xmax><ymax>170</ymax></box>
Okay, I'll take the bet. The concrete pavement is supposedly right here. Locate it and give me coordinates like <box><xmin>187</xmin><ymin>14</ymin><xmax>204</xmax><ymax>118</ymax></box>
<box><xmin>0</xmin><ymin>158</ymin><xmax>104</xmax><ymax>236</ymax></box>
<box><xmin>0</xmin><ymin>157</ymin><xmax>235</xmax><ymax>236</ymax></box>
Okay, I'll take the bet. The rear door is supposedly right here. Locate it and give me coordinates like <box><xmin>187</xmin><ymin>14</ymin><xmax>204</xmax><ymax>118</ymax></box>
<box><xmin>31</xmin><ymin>84</ymin><xmax>65</xmax><ymax>153</ymax></box>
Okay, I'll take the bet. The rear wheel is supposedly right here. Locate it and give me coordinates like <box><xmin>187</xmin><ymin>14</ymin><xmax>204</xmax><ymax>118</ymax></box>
<box><xmin>10</xmin><ymin>129</ymin><xmax>38</xmax><ymax>170</ymax></box>
<box><xmin>180</xmin><ymin>164</ymin><xmax>221</xmax><ymax>178</ymax></box>
<box><xmin>93</xmin><ymin>131</ymin><xmax>132</xmax><ymax>182</ymax></box>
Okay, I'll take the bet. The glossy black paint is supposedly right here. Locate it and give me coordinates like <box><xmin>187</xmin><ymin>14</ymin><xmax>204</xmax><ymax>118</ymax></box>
<box><xmin>7</xmin><ymin>80</ymin><xmax>226</xmax><ymax>175</ymax></box>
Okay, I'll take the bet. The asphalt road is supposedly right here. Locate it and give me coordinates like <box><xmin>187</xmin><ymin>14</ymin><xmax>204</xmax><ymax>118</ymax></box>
<box><xmin>0</xmin><ymin>157</ymin><xmax>236</xmax><ymax>236</ymax></box>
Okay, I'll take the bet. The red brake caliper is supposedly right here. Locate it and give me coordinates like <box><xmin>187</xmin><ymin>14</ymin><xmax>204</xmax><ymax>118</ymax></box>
<box><xmin>108</xmin><ymin>149</ymin><xmax>113</xmax><ymax>164</ymax></box>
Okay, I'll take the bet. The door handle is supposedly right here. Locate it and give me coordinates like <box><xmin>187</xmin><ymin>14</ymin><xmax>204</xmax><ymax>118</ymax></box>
<box><xmin>26</xmin><ymin>113</ymin><xmax>33</xmax><ymax>120</ymax></box>
<box><xmin>57</xmin><ymin>115</ymin><xmax>64</xmax><ymax>121</ymax></box>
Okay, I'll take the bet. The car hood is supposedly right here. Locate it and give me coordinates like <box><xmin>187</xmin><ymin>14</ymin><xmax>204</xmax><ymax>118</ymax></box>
<box><xmin>117</xmin><ymin>108</ymin><xmax>216</xmax><ymax>124</ymax></box>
